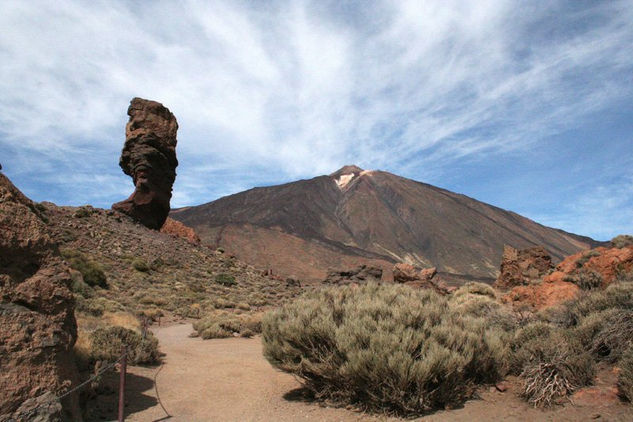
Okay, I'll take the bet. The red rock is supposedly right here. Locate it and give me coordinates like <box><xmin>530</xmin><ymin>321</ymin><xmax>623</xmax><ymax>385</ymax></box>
<box><xmin>501</xmin><ymin>280</ymin><xmax>580</xmax><ymax>310</ymax></box>
<box><xmin>420</xmin><ymin>267</ymin><xmax>437</xmax><ymax>281</ymax></box>
<box><xmin>495</xmin><ymin>381</ymin><xmax>509</xmax><ymax>392</ymax></box>
<box><xmin>544</xmin><ymin>245</ymin><xmax>633</xmax><ymax>286</ymax></box>
<box><xmin>494</xmin><ymin>245</ymin><xmax>553</xmax><ymax>290</ymax></box>
<box><xmin>161</xmin><ymin>217</ymin><xmax>200</xmax><ymax>244</ymax></box>
<box><xmin>393</xmin><ymin>263</ymin><xmax>419</xmax><ymax>283</ymax></box>
<box><xmin>113</xmin><ymin>98</ymin><xmax>179</xmax><ymax>230</ymax></box>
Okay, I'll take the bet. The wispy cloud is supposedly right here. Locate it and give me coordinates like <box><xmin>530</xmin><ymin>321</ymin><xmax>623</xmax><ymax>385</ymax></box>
<box><xmin>0</xmin><ymin>0</ymin><xmax>631</xmax><ymax>238</ymax></box>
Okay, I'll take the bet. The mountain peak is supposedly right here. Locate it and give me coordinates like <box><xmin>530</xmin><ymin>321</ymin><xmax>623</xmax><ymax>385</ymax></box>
<box><xmin>330</xmin><ymin>165</ymin><xmax>364</xmax><ymax>178</ymax></box>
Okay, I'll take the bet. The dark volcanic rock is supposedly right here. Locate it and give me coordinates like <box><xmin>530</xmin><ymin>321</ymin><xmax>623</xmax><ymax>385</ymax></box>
<box><xmin>113</xmin><ymin>97</ymin><xmax>178</xmax><ymax>229</ymax></box>
<box><xmin>323</xmin><ymin>265</ymin><xmax>383</xmax><ymax>285</ymax></box>
<box><xmin>0</xmin><ymin>173</ymin><xmax>81</xmax><ymax>421</ymax></box>
<box><xmin>494</xmin><ymin>245</ymin><xmax>554</xmax><ymax>290</ymax></box>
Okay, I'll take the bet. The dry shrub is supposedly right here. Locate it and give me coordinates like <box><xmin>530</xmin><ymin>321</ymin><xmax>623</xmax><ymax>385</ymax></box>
<box><xmin>564</xmin><ymin>268</ymin><xmax>602</xmax><ymax>290</ymax></box>
<box><xmin>452</xmin><ymin>282</ymin><xmax>497</xmax><ymax>300</ymax></box>
<box><xmin>511</xmin><ymin>322</ymin><xmax>594</xmax><ymax>407</ymax></box>
<box><xmin>567</xmin><ymin>282</ymin><xmax>633</xmax><ymax>325</ymax></box>
<box><xmin>193</xmin><ymin>312</ymin><xmax>263</xmax><ymax>339</ymax></box>
<box><xmin>611</xmin><ymin>234</ymin><xmax>633</xmax><ymax>249</ymax></box>
<box><xmin>262</xmin><ymin>283</ymin><xmax>507</xmax><ymax>415</ymax></box>
<box><xmin>583</xmin><ymin>310</ymin><xmax>633</xmax><ymax>362</ymax></box>
<box><xmin>89</xmin><ymin>326</ymin><xmax>159</xmax><ymax>365</ymax></box>
<box><xmin>618</xmin><ymin>345</ymin><xmax>633</xmax><ymax>402</ymax></box>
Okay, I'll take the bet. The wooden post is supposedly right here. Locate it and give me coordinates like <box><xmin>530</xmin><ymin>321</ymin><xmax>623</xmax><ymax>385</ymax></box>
<box><xmin>118</xmin><ymin>346</ymin><xmax>127</xmax><ymax>422</ymax></box>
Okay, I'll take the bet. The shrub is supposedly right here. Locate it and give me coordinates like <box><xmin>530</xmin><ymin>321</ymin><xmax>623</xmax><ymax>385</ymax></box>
<box><xmin>575</xmin><ymin>250</ymin><xmax>601</xmax><ymax>268</ymax></box>
<box><xmin>564</xmin><ymin>269</ymin><xmax>603</xmax><ymax>290</ymax></box>
<box><xmin>578</xmin><ymin>309</ymin><xmax>633</xmax><ymax>362</ymax></box>
<box><xmin>61</xmin><ymin>249</ymin><xmax>107</xmax><ymax>288</ymax></box>
<box><xmin>566</xmin><ymin>283</ymin><xmax>633</xmax><ymax>325</ymax></box>
<box><xmin>215</xmin><ymin>273</ymin><xmax>236</xmax><ymax>286</ymax></box>
<box><xmin>611</xmin><ymin>235</ymin><xmax>633</xmax><ymax>249</ymax></box>
<box><xmin>89</xmin><ymin>326</ymin><xmax>159</xmax><ymax>365</ymax></box>
<box><xmin>452</xmin><ymin>281</ymin><xmax>497</xmax><ymax>300</ymax></box>
<box><xmin>262</xmin><ymin>283</ymin><xmax>507</xmax><ymax>415</ymax></box>
<box><xmin>510</xmin><ymin>323</ymin><xmax>594</xmax><ymax>407</ymax></box>
<box><xmin>619</xmin><ymin>345</ymin><xmax>633</xmax><ymax>402</ymax></box>
<box><xmin>193</xmin><ymin>312</ymin><xmax>263</xmax><ymax>339</ymax></box>
<box><xmin>132</xmin><ymin>258</ymin><xmax>150</xmax><ymax>272</ymax></box>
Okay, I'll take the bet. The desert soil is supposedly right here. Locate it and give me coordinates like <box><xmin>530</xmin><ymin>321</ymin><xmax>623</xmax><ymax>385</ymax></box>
<box><xmin>115</xmin><ymin>323</ymin><xmax>630</xmax><ymax>422</ymax></box>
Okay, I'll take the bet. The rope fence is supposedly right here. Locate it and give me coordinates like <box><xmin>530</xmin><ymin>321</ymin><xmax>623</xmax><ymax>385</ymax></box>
<box><xmin>10</xmin><ymin>324</ymin><xmax>171</xmax><ymax>422</ymax></box>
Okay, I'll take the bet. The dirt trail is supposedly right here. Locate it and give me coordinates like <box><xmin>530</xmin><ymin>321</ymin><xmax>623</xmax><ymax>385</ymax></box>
<box><xmin>123</xmin><ymin>323</ymin><xmax>629</xmax><ymax>422</ymax></box>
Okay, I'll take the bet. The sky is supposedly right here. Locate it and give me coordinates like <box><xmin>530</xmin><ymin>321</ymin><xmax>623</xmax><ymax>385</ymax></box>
<box><xmin>1</xmin><ymin>0</ymin><xmax>632</xmax><ymax>241</ymax></box>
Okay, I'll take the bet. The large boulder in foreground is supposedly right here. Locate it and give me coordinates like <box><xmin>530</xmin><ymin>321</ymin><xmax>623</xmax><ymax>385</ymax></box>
<box><xmin>0</xmin><ymin>173</ymin><xmax>81</xmax><ymax>421</ymax></box>
<box><xmin>494</xmin><ymin>245</ymin><xmax>553</xmax><ymax>290</ymax></box>
<box><xmin>113</xmin><ymin>97</ymin><xmax>178</xmax><ymax>229</ymax></box>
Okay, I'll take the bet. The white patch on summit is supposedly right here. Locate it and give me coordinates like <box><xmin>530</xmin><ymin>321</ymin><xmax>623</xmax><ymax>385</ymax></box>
<box><xmin>336</xmin><ymin>174</ymin><xmax>355</xmax><ymax>189</ymax></box>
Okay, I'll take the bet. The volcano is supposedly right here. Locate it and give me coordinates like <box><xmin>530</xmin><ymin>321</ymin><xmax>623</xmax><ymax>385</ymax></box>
<box><xmin>171</xmin><ymin>165</ymin><xmax>600</xmax><ymax>284</ymax></box>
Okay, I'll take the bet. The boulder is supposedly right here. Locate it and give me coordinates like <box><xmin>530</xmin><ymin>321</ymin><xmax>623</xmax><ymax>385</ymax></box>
<box><xmin>0</xmin><ymin>173</ymin><xmax>81</xmax><ymax>421</ymax></box>
<box><xmin>392</xmin><ymin>263</ymin><xmax>419</xmax><ymax>283</ymax></box>
<box><xmin>112</xmin><ymin>97</ymin><xmax>179</xmax><ymax>229</ymax></box>
<box><xmin>161</xmin><ymin>217</ymin><xmax>200</xmax><ymax>244</ymax></box>
<box><xmin>323</xmin><ymin>265</ymin><xmax>383</xmax><ymax>285</ymax></box>
<box><xmin>494</xmin><ymin>245</ymin><xmax>553</xmax><ymax>290</ymax></box>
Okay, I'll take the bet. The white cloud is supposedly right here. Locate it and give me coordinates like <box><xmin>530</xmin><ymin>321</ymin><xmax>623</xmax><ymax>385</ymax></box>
<box><xmin>0</xmin><ymin>0</ymin><xmax>632</xmax><ymax>236</ymax></box>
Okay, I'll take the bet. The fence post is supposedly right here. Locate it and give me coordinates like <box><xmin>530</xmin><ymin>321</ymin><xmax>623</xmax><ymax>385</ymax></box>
<box><xmin>118</xmin><ymin>346</ymin><xmax>127</xmax><ymax>422</ymax></box>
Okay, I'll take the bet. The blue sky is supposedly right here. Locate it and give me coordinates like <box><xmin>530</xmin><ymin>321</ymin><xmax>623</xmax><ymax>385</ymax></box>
<box><xmin>1</xmin><ymin>0</ymin><xmax>631</xmax><ymax>241</ymax></box>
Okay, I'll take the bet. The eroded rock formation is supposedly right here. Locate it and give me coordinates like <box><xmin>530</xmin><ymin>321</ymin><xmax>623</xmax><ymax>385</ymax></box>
<box><xmin>113</xmin><ymin>97</ymin><xmax>178</xmax><ymax>229</ymax></box>
<box><xmin>494</xmin><ymin>245</ymin><xmax>553</xmax><ymax>290</ymax></box>
<box><xmin>0</xmin><ymin>173</ymin><xmax>81</xmax><ymax>421</ymax></box>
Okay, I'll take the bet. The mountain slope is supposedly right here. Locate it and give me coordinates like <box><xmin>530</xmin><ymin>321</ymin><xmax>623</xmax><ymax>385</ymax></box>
<box><xmin>171</xmin><ymin>166</ymin><xmax>600</xmax><ymax>283</ymax></box>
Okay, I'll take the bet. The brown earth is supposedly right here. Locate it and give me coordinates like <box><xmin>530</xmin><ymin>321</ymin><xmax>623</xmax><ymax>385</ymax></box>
<box><xmin>98</xmin><ymin>323</ymin><xmax>631</xmax><ymax>422</ymax></box>
<box><xmin>172</xmin><ymin>165</ymin><xmax>601</xmax><ymax>284</ymax></box>
<box><xmin>160</xmin><ymin>217</ymin><xmax>201</xmax><ymax>244</ymax></box>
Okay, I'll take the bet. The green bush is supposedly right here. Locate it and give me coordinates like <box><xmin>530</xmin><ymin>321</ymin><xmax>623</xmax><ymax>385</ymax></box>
<box><xmin>132</xmin><ymin>258</ymin><xmax>150</xmax><ymax>272</ymax></box>
<box><xmin>89</xmin><ymin>326</ymin><xmax>159</xmax><ymax>365</ymax></box>
<box><xmin>618</xmin><ymin>345</ymin><xmax>633</xmax><ymax>402</ymax></box>
<box><xmin>262</xmin><ymin>283</ymin><xmax>507</xmax><ymax>415</ymax></box>
<box><xmin>575</xmin><ymin>250</ymin><xmax>601</xmax><ymax>268</ymax></box>
<box><xmin>61</xmin><ymin>249</ymin><xmax>107</xmax><ymax>288</ymax></box>
<box><xmin>215</xmin><ymin>273</ymin><xmax>236</xmax><ymax>286</ymax></box>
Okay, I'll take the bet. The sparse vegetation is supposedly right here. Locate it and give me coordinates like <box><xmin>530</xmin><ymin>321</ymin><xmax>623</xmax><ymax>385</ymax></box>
<box><xmin>575</xmin><ymin>250</ymin><xmax>601</xmax><ymax>268</ymax></box>
<box><xmin>262</xmin><ymin>283</ymin><xmax>507</xmax><ymax>415</ymax></box>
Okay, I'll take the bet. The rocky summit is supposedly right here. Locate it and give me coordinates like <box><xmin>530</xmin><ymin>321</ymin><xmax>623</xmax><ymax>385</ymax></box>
<box><xmin>112</xmin><ymin>97</ymin><xmax>179</xmax><ymax>230</ymax></box>
<box><xmin>171</xmin><ymin>165</ymin><xmax>602</xmax><ymax>284</ymax></box>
